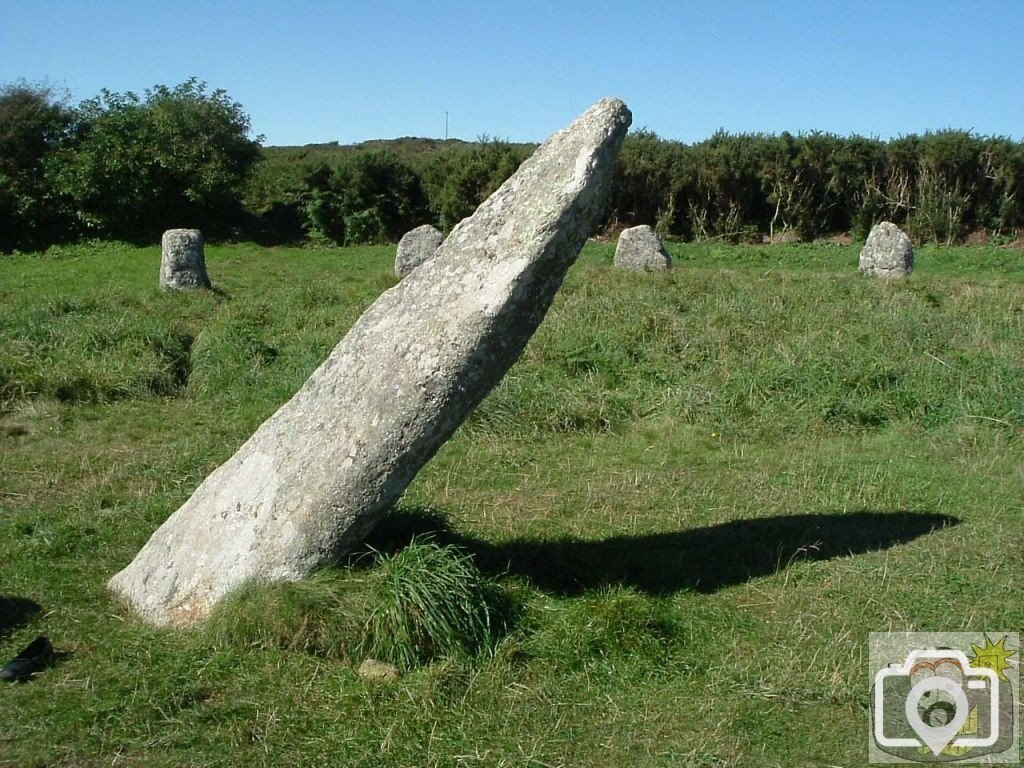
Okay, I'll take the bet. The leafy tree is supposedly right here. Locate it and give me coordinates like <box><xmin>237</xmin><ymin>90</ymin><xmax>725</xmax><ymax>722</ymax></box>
<box><xmin>54</xmin><ymin>78</ymin><xmax>262</xmax><ymax>240</ymax></box>
<box><xmin>0</xmin><ymin>82</ymin><xmax>74</xmax><ymax>251</ymax></box>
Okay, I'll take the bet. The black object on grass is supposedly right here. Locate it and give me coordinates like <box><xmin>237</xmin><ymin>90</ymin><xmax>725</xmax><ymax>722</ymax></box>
<box><xmin>0</xmin><ymin>636</ymin><xmax>54</xmax><ymax>681</ymax></box>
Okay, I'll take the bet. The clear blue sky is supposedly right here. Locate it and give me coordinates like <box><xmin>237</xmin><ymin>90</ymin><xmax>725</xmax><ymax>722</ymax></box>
<box><xmin>3</xmin><ymin>0</ymin><xmax>1022</xmax><ymax>147</ymax></box>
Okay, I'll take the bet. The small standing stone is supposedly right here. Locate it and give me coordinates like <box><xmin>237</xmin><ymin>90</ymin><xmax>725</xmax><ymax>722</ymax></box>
<box><xmin>395</xmin><ymin>225</ymin><xmax>444</xmax><ymax>278</ymax></box>
<box><xmin>614</xmin><ymin>225</ymin><xmax>672</xmax><ymax>271</ymax></box>
<box><xmin>859</xmin><ymin>222</ymin><xmax>914</xmax><ymax>277</ymax></box>
<box><xmin>160</xmin><ymin>229</ymin><xmax>211</xmax><ymax>290</ymax></box>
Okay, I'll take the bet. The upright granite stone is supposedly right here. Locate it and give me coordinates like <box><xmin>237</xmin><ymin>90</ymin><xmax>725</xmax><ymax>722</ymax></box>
<box><xmin>859</xmin><ymin>222</ymin><xmax>914</xmax><ymax>277</ymax></box>
<box><xmin>614</xmin><ymin>225</ymin><xmax>672</xmax><ymax>271</ymax></box>
<box><xmin>395</xmin><ymin>224</ymin><xmax>444</xmax><ymax>278</ymax></box>
<box><xmin>160</xmin><ymin>229</ymin><xmax>211</xmax><ymax>290</ymax></box>
<box><xmin>109</xmin><ymin>98</ymin><xmax>632</xmax><ymax>626</ymax></box>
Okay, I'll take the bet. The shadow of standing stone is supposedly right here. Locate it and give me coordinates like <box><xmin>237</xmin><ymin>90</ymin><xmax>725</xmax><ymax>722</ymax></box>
<box><xmin>160</xmin><ymin>229</ymin><xmax>211</xmax><ymax>290</ymax></box>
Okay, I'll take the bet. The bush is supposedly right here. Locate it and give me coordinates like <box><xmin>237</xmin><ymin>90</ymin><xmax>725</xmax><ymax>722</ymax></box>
<box><xmin>0</xmin><ymin>81</ymin><xmax>75</xmax><ymax>251</ymax></box>
<box><xmin>6</xmin><ymin>72</ymin><xmax>1024</xmax><ymax>248</ymax></box>
<box><xmin>53</xmin><ymin>78</ymin><xmax>262</xmax><ymax>241</ymax></box>
<box><xmin>301</xmin><ymin>151</ymin><xmax>431</xmax><ymax>245</ymax></box>
<box><xmin>608</xmin><ymin>129</ymin><xmax>1024</xmax><ymax>244</ymax></box>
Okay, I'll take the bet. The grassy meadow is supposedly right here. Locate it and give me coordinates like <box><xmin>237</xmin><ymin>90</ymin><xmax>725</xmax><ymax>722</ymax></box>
<box><xmin>1</xmin><ymin>240</ymin><xmax>1022</xmax><ymax>767</ymax></box>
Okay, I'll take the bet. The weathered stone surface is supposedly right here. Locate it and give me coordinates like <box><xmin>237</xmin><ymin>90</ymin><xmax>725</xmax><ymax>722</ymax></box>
<box><xmin>109</xmin><ymin>98</ymin><xmax>632</xmax><ymax>627</ymax></box>
<box><xmin>395</xmin><ymin>224</ymin><xmax>444</xmax><ymax>278</ymax></box>
<box><xmin>613</xmin><ymin>225</ymin><xmax>672</xmax><ymax>271</ymax></box>
<box><xmin>357</xmin><ymin>658</ymin><xmax>400</xmax><ymax>682</ymax></box>
<box><xmin>160</xmin><ymin>229</ymin><xmax>211</xmax><ymax>290</ymax></box>
<box><xmin>859</xmin><ymin>222</ymin><xmax>914</xmax><ymax>277</ymax></box>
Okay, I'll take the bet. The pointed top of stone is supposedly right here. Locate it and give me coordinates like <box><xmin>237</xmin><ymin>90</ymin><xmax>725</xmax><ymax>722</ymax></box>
<box><xmin>436</xmin><ymin>97</ymin><xmax>631</xmax><ymax>273</ymax></box>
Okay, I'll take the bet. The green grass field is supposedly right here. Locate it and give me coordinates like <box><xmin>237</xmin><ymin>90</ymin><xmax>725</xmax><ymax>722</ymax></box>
<box><xmin>1</xmin><ymin>241</ymin><xmax>1021</xmax><ymax>767</ymax></box>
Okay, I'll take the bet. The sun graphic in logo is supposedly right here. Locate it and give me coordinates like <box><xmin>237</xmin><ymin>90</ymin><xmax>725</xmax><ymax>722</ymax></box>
<box><xmin>969</xmin><ymin>634</ymin><xmax>1017</xmax><ymax>682</ymax></box>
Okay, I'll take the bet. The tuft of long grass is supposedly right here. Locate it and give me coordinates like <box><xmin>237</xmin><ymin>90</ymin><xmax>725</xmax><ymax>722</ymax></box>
<box><xmin>202</xmin><ymin>537</ymin><xmax>513</xmax><ymax>670</ymax></box>
<box><xmin>202</xmin><ymin>571</ymin><xmax>374</xmax><ymax>660</ymax></box>
<box><xmin>359</xmin><ymin>536</ymin><xmax>511</xmax><ymax>669</ymax></box>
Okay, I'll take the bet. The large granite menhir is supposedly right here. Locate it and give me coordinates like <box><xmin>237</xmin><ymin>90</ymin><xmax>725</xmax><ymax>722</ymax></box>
<box><xmin>109</xmin><ymin>98</ymin><xmax>632</xmax><ymax>626</ymax></box>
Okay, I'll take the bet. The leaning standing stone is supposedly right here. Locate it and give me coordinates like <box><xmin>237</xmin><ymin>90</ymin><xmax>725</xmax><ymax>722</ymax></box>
<box><xmin>859</xmin><ymin>222</ymin><xmax>914</xmax><ymax>277</ymax></box>
<box><xmin>109</xmin><ymin>98</ymin><xmax>632</xmax><ymax>627</ymax></box>
<box><xmin>160</xmin><ymin>229</ymin><xmax>211</xmax><ymax>290</ymax></box>
<box><xmin>614</xmin><ymin>225</ymin><xmax>672</xmax><ymax>271</ymax></box>
<box><xmin>395</xmin><ymin>224</ymin><xmax>444</xmax><ymax>278</ymax></box>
